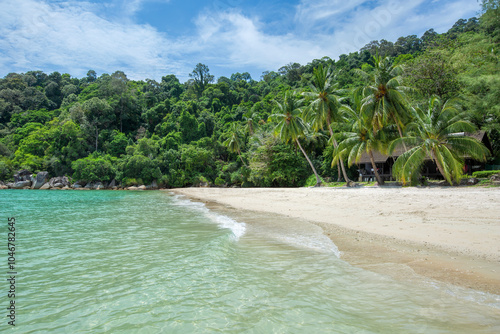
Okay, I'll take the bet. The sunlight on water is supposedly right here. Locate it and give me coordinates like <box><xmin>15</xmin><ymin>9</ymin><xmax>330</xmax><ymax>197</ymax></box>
<box><xmin>0</xmin><ymin>189</ymin><xmax>499</xmax><ymax>333</ymax></box>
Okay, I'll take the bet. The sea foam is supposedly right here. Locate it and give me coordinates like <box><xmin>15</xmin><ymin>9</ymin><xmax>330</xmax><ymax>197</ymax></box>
<box><xmin>170</xmin><ymin>194</ymin><xmax>246</xmax><ymax>240</ymax></box>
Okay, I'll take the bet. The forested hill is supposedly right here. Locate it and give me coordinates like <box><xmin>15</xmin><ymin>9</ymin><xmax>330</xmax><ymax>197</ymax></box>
<box><xmin>0</xmin><ymin>4</ymin><xmax>499</xmax><ymax>188</ymax></box>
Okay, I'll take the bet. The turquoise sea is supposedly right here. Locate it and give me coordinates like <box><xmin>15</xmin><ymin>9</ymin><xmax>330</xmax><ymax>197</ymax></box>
<box><xmin>1</xmin><ymin>189</ymin><xmax>499</xmax><ymax>333</ymax></box>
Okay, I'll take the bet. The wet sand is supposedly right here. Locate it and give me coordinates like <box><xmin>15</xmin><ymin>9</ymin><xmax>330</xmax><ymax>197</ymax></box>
<box><xmin>171</xmin><ymin>187</ymin><xmax>500</xmax><ymax>295</ymax></box>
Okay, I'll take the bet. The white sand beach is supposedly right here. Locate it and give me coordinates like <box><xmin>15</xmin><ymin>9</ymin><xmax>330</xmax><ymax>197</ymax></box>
<box><xmin>172</xmin><ymin>186</ymin><xmax>500</xmax><ymax>294</ymax></box>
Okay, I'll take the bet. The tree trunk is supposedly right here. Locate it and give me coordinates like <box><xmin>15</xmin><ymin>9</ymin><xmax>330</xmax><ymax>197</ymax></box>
<box><xmin>296</xmin><ymin>139</ymin><xmax>321</xmax><ymax>187</ymax></box>
<box><xmin>237</xmin><ymin>149</ymin><xmax>248</xmax><ymax>168</ymax></box>
<box><xmin>328</xmin><ymin>124</ymin><xmax>352</xmax><ymax>185</ymax></box>
<box><xmin>368</xmin><ymin>150</ymin><xmax>384</xmax><ymax>185</ymax></box>
<box><xmin>431</xmin><ymin>150</ymin><xmax>452</xmax><ymax>185</ymax></box>
<box><xmin>95</xmin><ymin>127</ymin><xmax>99</xmax><ymax>152</ymax></box>
<box><xmin>393</xmin><ymin>114</ymin><xmax>407</xmax><ymax>151</ymax></box>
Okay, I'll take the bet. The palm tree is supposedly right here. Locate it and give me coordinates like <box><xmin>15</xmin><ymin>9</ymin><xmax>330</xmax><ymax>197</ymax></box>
<box><xmin>242</xmin><ymin>107</ymin><xmax>259</xmax><ymax>136</ymax></box>
<box><xmin>332</xmin><ymin>92</ymin><xmax>391</xmax><ymax>186</ymax></box>
<box><xmin>302</xmin><ymin>64</ymin><xmax>352</xmax><ymax>185</ymax></box>
<box><xmin>272</xmin><ymin>91</ymin><xmax>322</xmax><ymax>187</ymax></box>
<box><xmin>223</xmin><ymin>122</ymin><xmax>248</xmax><ymax>167</ymax></box>
<box><xmin>356</xmin><ymin>55</ymin><xmax>412</xmax><ymax>150</ymax></box>
<box><xmin>390</xmin><ymin>97</ymin><xmax>490</xmax><ymax>185</ymax></box>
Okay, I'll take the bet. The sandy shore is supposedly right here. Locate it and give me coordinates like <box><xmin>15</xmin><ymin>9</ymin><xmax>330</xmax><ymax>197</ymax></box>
<box><xmin>172</xmin><ymin>186</ymin><xmax>500</xmax><ymax>295</ymax></box>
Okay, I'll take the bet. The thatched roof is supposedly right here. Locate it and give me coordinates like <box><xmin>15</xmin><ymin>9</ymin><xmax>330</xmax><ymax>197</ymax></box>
<box><xmin>356</xmin><ymin>131</ymin><xmax>490</xmax><ymax>164</ymax></box>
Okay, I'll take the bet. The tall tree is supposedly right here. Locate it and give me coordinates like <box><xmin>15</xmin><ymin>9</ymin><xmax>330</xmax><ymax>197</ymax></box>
<box><xmin>81</xmin><ymin>98</ymin><xmax>115</xmax><ymax>151</ymax></box>
<box><xmin>356</xmin><ymin>55</ymin><xmax>412</xmax><ymax>150</ymax></box>
<box><xmin>223</xmin><ymin>122</ymin><xmax>247</xmax><ymax>167</ymax></box>
<box><xmin>333</xmin><ymin>92</ymin><xmax>390</xmax><ymax>186</ymax></box>
<box><xmin>390</xmin><ymin>97</ymin><xmax>490</xmax><ymax>185</ymax></box>
<box><xmin>302</xmin><ymin>64</ymin><xmax>352</xmax><ymax>185</ymax></box>
<box><xmin>272</xmin><ymin>91</ymin><xmax>321</xmax><ymax>187</ymax></box>
<box><xmin>189</xmin><ymin>63</ymin><xmax>214</xmax><ymax>97</ymax></box>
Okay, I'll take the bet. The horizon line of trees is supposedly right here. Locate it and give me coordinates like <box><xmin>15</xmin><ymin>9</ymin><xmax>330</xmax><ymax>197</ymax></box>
<box><xmin>0</xmin><ymin>1</ymin><xmax>498</xmax><ymax>187</ymax></box>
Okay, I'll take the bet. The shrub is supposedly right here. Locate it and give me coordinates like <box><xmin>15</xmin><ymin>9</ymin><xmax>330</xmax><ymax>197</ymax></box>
<box><xmin>472</xmin><ymin>170</ymin><xmax>500</xmax><ymax>178</ymax></box>
<box><xmin>72</xmin><ymin>155</ymin><xmax>115</xmax><ymax>182</ymax></box>
<box><xmin>304</xmin><ymin>174</ymin><xmax>324</xmax><ymax>187</ymax></box>
<box><xmin>214</xmin><ymin>176</ymin><xmax>225</xmax><ymax>187</ymax></box>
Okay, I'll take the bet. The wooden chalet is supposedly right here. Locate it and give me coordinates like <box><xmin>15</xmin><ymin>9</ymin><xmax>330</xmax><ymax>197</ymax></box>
<box><xmin>356</xmin><ymin>131</ymin><xmax>493</xmax><ymax>182</ymax></box>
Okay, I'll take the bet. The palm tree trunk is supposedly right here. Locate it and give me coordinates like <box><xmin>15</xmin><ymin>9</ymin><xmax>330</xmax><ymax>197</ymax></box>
<box><xmin>296</xmin><ymin>139</ymin><xmax>321</xmax><ymax>187</ymax></box>
<box><xmin>393</xmin><ymin>114</ymin><xmax>407</xmax><ymax>151</ymax></box>
<box><xmin>368</xmin><ymin>150</ymin><xmax>384</xmax><ymax>185</ymax></box>
<box><xmin>237</xmin><ymin>149</ymin><xmax>248</xmax><ymax>168</ymax></box>
<box><xmin>431</xmin><ymin>150</ymin><xmax>452</xmax><ymax>185</ymax></box>
<box><xmin>95</xmin><ymin>127</ymin><xmax>99</xmax><ymax>152</ymax></box>
<box><xmin>328</xmin><ymin>125</ymin><xmax>352</xmax><ymax>185</ymax></box>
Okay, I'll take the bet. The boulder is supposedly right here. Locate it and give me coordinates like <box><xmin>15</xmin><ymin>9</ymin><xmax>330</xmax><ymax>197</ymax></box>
<box><xmin>108</xmin><ymin>179</ymin><xmax>117</xmax><ymax>188</ymax></box>
<box><xmin>61</xmin><ymin>186</ymin><xmax>71</xmax><ymax>190</ymax></box>
<box><xmin>490</xmin><ymin>173</ymin><xmax>500</xmax><ymax>181</ymax></box>
<box><xmin>467</xmin><ymin>177</ymin><xmax>479</xmax><ymax>185</ymax></box>
<box><xmin>146</xmin><ymin>180</ymin><xmax>159</xmax><ymax>190</ymax></box>
<box><xmin>14</xmin><ymin>169</ymin><xmax>32</xmax><ymax>182</ymax></box>
<box><xmin>94</xmin><ymin>182</ymin><xmax>104</xmax><ymax>190</ymax></box>
<box><xmin>39</xmin><ymin>182</ymin><xmax>50</xmax><ymax>190</ymax></box>
<box><xmin>0</xmin><ymin>185</ymin><xmax>8</xmax><ymax>189</ymax></box>
<box><xmin>11</xmin><ymin>180</ymin><xmax>31</xmax><ymax>189</ymax></box>
<box><xmin>137</xmin><ymin>185</ymin><xmax>147</xmax><ymax>190</ymax></box>
<box><xmin>127</xmin><ymin>186</ymin><xmax>138</xmax><ymax>190</ymax></box>
<box><xmin>72</xmin><ymin>183</ymin><xmax>83</xmax><ymax>189</ymax></box>
<box><xmin>31</xmin><ymin>172</ymin><xmax>49</xmax><ymax>189</ymax></box>
<box><xmin>48</xmin><ymin>176</ymin><xmax>70</xmax><ymax>188</ymax></box>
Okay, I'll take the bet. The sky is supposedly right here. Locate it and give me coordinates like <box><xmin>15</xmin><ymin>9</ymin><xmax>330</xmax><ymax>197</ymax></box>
<box><xmin>0</xmin><ymin>0</ymin><xmax>482</xmax><ymax>82</ymax></box>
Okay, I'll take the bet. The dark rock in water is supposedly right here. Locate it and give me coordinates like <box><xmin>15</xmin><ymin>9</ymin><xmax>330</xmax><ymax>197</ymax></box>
<box><xmin>32</xmin><ymin>172</ymin><xmax>49</xmax><ymax>189</ymax></box>
<box><xmin>14</xmin><ymin>169</ymin><xmax>32</xmax><ymax>182</ymax></box>
<box><xmin>48</xmin><ymin>176</ymin><xmax>70</xmax><ymax>188</ymax></box>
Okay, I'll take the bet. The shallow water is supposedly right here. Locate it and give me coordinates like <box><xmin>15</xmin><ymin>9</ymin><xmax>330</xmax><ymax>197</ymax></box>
<box><xmin>1</xmin><ymin>189</ymin><xmax>499</xmax><ymax>333</ymax></box>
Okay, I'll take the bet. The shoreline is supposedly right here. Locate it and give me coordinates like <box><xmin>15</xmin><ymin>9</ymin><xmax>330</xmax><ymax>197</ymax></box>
<box><xmin>171</xmin><ymin>187</ymin><xmax>500</xmax><ymax>295</ymax></box>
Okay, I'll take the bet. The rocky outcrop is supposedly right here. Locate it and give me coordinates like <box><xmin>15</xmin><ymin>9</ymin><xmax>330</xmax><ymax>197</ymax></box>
<box><xmin>48</xmin><ymin>176</ymin><xmax>70</xmax><ymax>189</ymax></box>
<box><xmin>31</xmin><ymin>172</ymin><xmax>49</xmax><ymax>189</ymax></box>
<box><xmin>146</xmin><ymin>180</ymin><xmax>158</xmax><ymax>190</ymax></box>
<box><xmin>14</xmin><ymin>169</ymin><xmax>32</xmax><ymax>182</ymax></box>
<box><xmin>108</xmin><ymin>179</ymin><xmax>118</xmax><ymax>189</ymax></box>
<box><xmin>39</xmin><ymin>183</ymin><xmax>50</xmax><ymax>190</ymax></box>
<box><xmin>8</xmin><ymin>180</ymin><xmax>32</xmax><ymax>189</ymax></box>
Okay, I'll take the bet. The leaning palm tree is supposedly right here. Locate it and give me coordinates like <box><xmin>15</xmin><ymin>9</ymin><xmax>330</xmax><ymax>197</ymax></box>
<box><xmin>390</xmin><ymin>97</ymin><xmax>490</xmax><ymax>185</ymax></box>
<box><xmin>223</xmin><ymin>122</ymin><xmax>248</xmax><ymax>167</ymax></box>
<box><xmin>332</xmin><ymin>93</ymin><xmax>391</xmax><ymax>186</ymax></box>
<box><xmin>302</xmin><ymin>64</ymin><xmax>352</xmax><ymax>185</ymax></box>
<box><xmin>356</xmin><ymin>55</ymin><xmax>412</xmax><ymax>150</ymax></box>
<box><xmin>272</xmin><ymin>91</ymin><xmax>322</xmax><ymax>187</ymax></box>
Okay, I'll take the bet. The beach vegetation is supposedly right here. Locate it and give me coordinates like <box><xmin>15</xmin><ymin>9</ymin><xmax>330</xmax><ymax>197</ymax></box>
<box><xmin>390</xmin><ymin>97</ymin><xmax>490</xmax><ymax>185</ymax></box>
<box><xmin>0</xmin><ymin>4</ymin><xmax>499</xmax><ymax>188</ymax></box>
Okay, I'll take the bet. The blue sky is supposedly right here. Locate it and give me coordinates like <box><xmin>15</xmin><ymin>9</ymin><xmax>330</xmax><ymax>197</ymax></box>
<box><xmin>0</xmin><ymin>0</ymin><xmax>482</xmax><ymax>82</ymax></box>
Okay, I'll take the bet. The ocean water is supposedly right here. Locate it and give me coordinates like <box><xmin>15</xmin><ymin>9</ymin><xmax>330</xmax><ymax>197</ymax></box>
<box><xmin>0</xmin><ymin>189</ymin><xmax>499</xmax><ymax>333</ymax></box>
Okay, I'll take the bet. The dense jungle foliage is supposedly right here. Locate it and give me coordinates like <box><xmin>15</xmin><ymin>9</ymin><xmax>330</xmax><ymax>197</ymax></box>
<box><xmin>1</xmin><ymin>3</ymin><xmax>499</xmax><ymax>187</ymax></box>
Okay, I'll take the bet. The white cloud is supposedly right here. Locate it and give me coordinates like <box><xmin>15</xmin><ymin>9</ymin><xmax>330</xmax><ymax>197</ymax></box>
<box><xmin>0</xmin><ymin>0</ymin><xmax>184</xmax><ymax>80</ymax></box>
<box><xmin>0</xmin><ymin>0</ymin><xmax>483</xmax><ymax>81</ymax></box>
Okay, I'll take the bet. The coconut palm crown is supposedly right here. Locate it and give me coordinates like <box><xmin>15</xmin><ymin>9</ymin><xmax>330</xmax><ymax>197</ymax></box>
<box><xmin>356</xmin><ymin>55</ymin><xmax>412</xmax><ymax>142</ymax></box>
<box><xmin>302</xmin><ymin>64</ymin><xmax>352</xmax><ymax>185</ymax></box>
<box><xmin>333</xmin><ymin>92</ymin><xmax>392</xmax><ymax>186</ymax></box>
<box><xmin>390</xmin><ymin>97</ymin><xmax>490</xmax><ymax>185</ymax></box>
<box><xmin>272</xmin><ymin>91</ymin><xmax>322</xmax><ymax>186</ymax></box>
